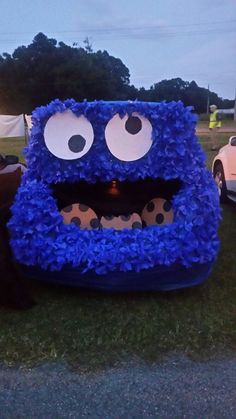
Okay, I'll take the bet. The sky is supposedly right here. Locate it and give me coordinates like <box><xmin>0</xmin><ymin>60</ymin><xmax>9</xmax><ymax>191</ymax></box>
<box><xmin>0</xmin><ymin>0</ymin><xmax>235</xmax><ymax>99</ymax></box>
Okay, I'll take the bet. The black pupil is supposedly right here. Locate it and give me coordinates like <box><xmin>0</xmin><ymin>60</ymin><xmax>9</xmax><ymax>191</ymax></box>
<box><xmin>125</xmin><ymin>116</ymin><xmax>142</xmax><ymax>135</ymax></box>
<box><xmin>68</xmin><ymin>135</ymin><xmax>86</xmax><ymax>153</ymax></box>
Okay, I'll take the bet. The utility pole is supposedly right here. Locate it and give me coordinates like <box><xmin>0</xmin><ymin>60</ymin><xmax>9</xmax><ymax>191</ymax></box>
<box><xmin>206</xmin><ymin>84</ymin><xmax>210</xmax><ymax>115</ymax></box>
<box><xmin>234</xmin><ymin>87</ymin><xmax>236</xmax><ymax>121</ymax></box>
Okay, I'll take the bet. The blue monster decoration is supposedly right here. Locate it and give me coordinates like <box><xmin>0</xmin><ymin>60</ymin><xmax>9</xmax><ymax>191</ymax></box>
<box><xmin>8</xmin><ymin>99</ymin><xmax>220</xmax><ymax>291</ymax></box>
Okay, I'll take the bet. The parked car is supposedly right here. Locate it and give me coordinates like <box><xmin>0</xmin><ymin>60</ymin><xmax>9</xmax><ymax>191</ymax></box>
<box><xmin>0</xmin><ymin>154</ymin><xmax>26</xmax><ymax>218</ymax></box>
<box><xmin>0</xmin><ymin>156</ymin><xmax>34</xmax><ymax>309</ymax></box>
<box><xmin>8</xmin><ymin>99</ymin><xmax>221</xmax><ymax>291</ymax></box>
<box><xmin>212</xmin><ymin>136</ymin><xmax>236</xmax><ymax>203</ymax></box>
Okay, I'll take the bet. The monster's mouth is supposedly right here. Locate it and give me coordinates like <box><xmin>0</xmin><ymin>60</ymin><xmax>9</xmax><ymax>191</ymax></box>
<box><xmin>52</xmin><ymin>178</ymin><xmax>182</xmax><ymax>230</ymax></box>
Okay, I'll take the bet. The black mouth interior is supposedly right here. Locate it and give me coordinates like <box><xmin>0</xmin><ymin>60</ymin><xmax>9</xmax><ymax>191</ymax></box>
<box><xmin>52</xmin><ymin>178</ymin><xmax>182</xmax><ymax>217</ymax></box>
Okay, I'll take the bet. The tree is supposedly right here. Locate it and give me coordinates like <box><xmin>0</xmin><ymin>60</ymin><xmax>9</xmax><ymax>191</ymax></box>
<box><xmin>137</xmin><ymin>78</ymin><xmax>227</xmax><ymax>113</ymax></box>
<box><xmin>149</xmin><ymin>78</ymin><xmax>189</xmax><ymax>102</ymax></box>
<box><xmin>83</xmin><ymin>37</ymin><xmax>93</xmax><ymax>53</ymax></box>
<box><xmin>0</xmin><ymin>34</ymin><xmax>232</xmax><ymax>114</ymax></box>
<box><xmin>0</xmin><ymin>33</ymin><xmax>131</xmax><ymax>113</ymax></box>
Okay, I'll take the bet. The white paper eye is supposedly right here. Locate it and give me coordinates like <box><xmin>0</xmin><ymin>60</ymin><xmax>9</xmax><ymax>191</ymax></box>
<box><xmin>44</xmin><ymin>110</ymin><xmax>94</xmax><ymax>160</ymax></box>
<box><xmin>105</xmin><ymin>112</ymin><xmax>153</xmax><ymax>161</ymax></box>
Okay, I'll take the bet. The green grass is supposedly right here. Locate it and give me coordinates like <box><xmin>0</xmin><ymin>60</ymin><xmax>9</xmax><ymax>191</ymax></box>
<box><xmin>0</xmin><ymin>136</ymin><xmax>26</xmax><ymax>161</ymax></box>
<box><xmin>0</xmin><ymin>135</ymin><xmax>235</xmax><ymax>370</ymax></box>
<box><xmin>199</xmin><ymin>133</ymin><xmax>231</xmax><ymax>169</ymax></box>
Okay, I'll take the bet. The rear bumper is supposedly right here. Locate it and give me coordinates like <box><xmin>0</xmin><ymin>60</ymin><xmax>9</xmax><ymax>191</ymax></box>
<box><xmin>20</xmin><ymin>261</ymin><xmax>215</xmax><ymax>292</ymax></box>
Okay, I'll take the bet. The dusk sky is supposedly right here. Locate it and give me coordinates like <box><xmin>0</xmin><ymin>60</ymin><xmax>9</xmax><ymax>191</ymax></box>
<box><xmin>0</xmin><ymin>0</ymin><xmax>235</xmax><ymax>99</ymax></box>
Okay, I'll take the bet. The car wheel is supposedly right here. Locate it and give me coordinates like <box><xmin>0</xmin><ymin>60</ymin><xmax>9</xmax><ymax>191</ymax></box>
<box><xmin>213</xmin><ymin>162</ymin><xmax>228</xmax><ymax>203</ymax></box>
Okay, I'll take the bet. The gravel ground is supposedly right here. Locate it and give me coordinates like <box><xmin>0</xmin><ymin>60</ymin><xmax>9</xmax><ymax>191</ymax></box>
<box><xmin>196</xmin><ymin>127</ymin><xmax>236</xmax><ymax>134</ymax></box>
<box><xmin>0</xmin><ymin>355</ymin><xmax>235</xmax><ymax>418</ymax></box>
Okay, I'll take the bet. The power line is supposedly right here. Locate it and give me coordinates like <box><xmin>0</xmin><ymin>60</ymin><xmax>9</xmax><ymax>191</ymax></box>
<box><xmin>0</xmin><ymin>18</ymin><xmax>235</xmax><ymax>35</ymax></box>
<box><xmin>0</xmin><ymin>27</ymin><xmax>235</xmax><ymax>45</ymax></box>
<box><xmin>0</xmin><ymin>16</ymin><xmax>234</xmax><ymax>46</ymax></box>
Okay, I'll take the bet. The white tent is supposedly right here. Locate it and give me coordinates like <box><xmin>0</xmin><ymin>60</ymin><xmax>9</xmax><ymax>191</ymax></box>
<box><xmin>0</xmin><ymin>114</ymin><xmax>25</xmax><ymax>138</ymax></box>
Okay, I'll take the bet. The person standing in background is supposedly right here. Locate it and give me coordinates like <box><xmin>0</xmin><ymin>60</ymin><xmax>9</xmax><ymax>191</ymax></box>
<box><xmin>209</xmin><ymin>104</ymin><xmax>222</xmax><ymax>151</ymax></box>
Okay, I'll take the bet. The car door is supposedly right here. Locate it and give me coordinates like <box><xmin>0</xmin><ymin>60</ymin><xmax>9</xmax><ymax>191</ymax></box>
<box><xmin>227</xmin><ymin>136</ymin><xmax>236</xmax><ymax>194</ymax></box>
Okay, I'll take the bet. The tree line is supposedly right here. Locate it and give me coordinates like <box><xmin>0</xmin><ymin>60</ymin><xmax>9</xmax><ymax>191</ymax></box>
<box><xmin>0</xmin><ymin>33</ymin><xmax>233</xmax><ymax>114</ymax></box>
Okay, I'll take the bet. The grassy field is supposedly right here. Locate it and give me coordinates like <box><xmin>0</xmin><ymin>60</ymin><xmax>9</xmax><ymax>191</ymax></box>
<box><xmin>0</xmin><ymin>137</ymin><xmax>26</xmax><ymax>161</ymax></box>
<box><xmin>0</xmin><ymin>133</ymin><xmax>235</xmax><ymax>370</ymax></box>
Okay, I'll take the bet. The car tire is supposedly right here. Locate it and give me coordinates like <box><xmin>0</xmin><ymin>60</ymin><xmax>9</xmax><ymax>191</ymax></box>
<box><xmin>213</xmin><ymin>162</ymin><xmax>228</xmax><ymax>203</ymax></box>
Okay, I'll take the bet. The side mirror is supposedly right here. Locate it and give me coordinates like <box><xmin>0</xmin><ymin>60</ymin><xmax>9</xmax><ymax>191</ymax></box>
<box><xmin>229</xmin><ymin>136</ymin><xmax>236</xmax><ymax>146</ymax></box>
<box><xmin>5</xmin><ymin>155</ymin><xmax>19</xmax><ymax>165</ymax></box>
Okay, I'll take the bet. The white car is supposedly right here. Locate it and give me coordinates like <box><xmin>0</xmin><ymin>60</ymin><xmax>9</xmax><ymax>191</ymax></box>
<box><xmin>212</xmin><ymin>136</ymin><xmax>236</xmax><ymax>203</ymax></box>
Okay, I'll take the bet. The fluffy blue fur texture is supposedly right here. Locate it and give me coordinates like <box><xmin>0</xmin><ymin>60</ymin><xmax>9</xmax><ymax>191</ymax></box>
<box><xmin>8</xmin><ymin>99</ymin><xmax>220</xmax><ymax>275</ymax></box>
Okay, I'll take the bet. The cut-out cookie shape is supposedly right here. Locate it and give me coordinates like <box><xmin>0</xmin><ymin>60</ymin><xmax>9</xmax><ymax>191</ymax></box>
<box><xmin>141</xmin><ymin>198</ymin><xmax>174</xmax><ymax>226</ymax></box>
<box><xmin>100</xmin><ymin>213</ymin><xmax>142</xmax><ymax>230</ymax></box>
<box><xmin>60</xmin><ymin>203</ymin><xmax>100</xmax><ymax>229</ymax></box>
